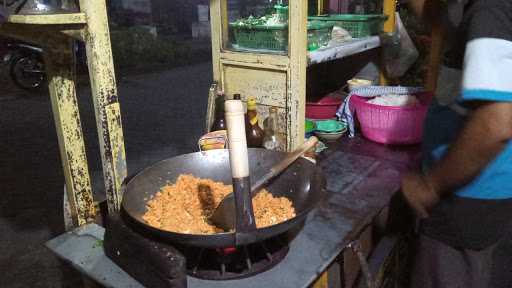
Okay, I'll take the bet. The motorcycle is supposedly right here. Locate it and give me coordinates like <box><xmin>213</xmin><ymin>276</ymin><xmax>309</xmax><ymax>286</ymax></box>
<box><xmin>3</xmin><ymin>41</ymin><xmax>46</xmax><ymax>91</ymax></box>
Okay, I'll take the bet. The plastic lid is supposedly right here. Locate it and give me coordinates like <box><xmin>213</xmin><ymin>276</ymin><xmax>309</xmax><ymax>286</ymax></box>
<box><xmin>233</xmin><ymin>94</ymin><xmax>241</xmax><ymax>100</ymax></box>
<box><xmin>307</xmin><ymin>20</ymin><xmax>334</xmax><ymax>30</ymax></box>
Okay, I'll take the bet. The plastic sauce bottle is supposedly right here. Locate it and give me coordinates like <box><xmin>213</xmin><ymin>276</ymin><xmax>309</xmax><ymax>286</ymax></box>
<box><xmin>263</xmin><ymin>107</ymin><xmax>285</xmax><ymax>150</ymax></box>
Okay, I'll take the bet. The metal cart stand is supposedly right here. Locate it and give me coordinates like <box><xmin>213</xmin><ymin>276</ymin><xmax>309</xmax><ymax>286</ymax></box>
<box><xmin>0</xmin><ymin>0</ymin><xmax>127</xmax><ymax>227</ymax></box>
<box><xmin>1</xmin><ymin>0</ymin><xmax>444</xmax><ymax>286</ymax></box>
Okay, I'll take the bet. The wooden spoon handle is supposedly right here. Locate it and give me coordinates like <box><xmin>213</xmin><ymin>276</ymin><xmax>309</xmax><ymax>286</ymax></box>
<box><xmin>251</xmin><ymin>136</ymin><xmax>318</xmax><ymax>194</ymax></box>
<box><xmin>225</xmin><ymin>99</ymin><xmax>256</xmax><ymax>233</ymax></box>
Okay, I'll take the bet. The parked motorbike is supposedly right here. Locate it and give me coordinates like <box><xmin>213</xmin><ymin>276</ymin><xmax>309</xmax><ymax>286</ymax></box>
<box><xmin>3</xmin><ymin>42</ymin><xmax>45</xmax><ymax>91</ymax></box>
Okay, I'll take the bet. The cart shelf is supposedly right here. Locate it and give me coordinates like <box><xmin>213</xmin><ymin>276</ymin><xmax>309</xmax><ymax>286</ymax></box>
<box><xmin>7</xmin><ymin>13</ymin><xmax>87</xmax><ymax>25</ymax></box>
<box><xmin>307</xmin><ymin>36</ymin><xmax>381</xmax><ymax>66</ymax></box>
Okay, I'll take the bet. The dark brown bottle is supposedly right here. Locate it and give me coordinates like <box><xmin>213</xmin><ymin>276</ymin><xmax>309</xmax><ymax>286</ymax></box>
<box><xmin>210</xmin><ymin>92</ymin><xmax>227</xmax><ymax>131</ymax></box>
<box><xmin>245</xmin><ymin>96</ymin><xmax>264</xmax><ymax>148</ymax></box>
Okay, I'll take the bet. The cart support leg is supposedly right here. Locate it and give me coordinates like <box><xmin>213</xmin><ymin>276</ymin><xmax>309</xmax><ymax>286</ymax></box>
<box><xmin>44</xmin><ymin>39</ymin><xmax>95</xmax><ymax>226</ymax></box>
<box><xmin>313</xmin><ymin>271</ymin><xmax>329</xmax><ymax>288</ymax></box>
<box><xmin>80</xmin><ymin>0</ymin><xmax>127</xmax><ymax>213</ymax></box>
<box><xmin>287</xmin><ymin>0</ymin><xmax>308</xmax><ymax>150</ymax></box>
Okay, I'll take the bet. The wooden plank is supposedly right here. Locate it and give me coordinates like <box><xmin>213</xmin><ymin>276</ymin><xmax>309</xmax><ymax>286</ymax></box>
<box><xmin>308</xmin><ymin>36</ymin><xmax>381</xmax><ymax>66</ymax></box>
<box><xmin>220</xmin><ymin>0</ymin><xmax>229</xmax><ymax>51</ymax></box>
<box><xmin>210</xmin><ymin>0</ymin><xmax>223</xmax><ymax>84</ymax></box>
<box><xmin>44</xmin><ymin>39</ymin><xmax>95</xmax><ymax>226</ymax></box>
<box><xmin>223</xmin><ymin>65</ymin><xmax>288</xmax><ymax>107</ymax></box>
<box><xmin>287</xmin><ymin>0</ymin><xmax>308</xmax><ymax>151</ymax></box>
<box><xmin>8</xmin><ymin>13</ymin><xmax>87</xmax><ymax>25</ymax></box>
<box><xmin>221</xmin><ymin>51</ymin><xmax>289</xmax><ymax>71</ymax></box>
<box><xmin>80</xmin><ymin>0</ymin><xmax>127</xmax><ymax>213</ymax></box>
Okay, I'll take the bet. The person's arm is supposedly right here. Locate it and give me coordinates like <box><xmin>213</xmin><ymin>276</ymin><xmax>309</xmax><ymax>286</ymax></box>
<box><xmin>407</xmin><ymin>0</ymin><xmax>443</xmax><ymax>20</ymax></box>
<box><xmin>402</xmin><ymin>101</ymin><xmax>512</xmax><ymax>217</ymax></box>
<box><xmin>428</xmin><ymin>102</ymin><xmax>512</xmax><ymax>192</ymax></box>
<box><xmin>408</xmin><ymin>0</ymin><xmax>428</xmax><ymax>19</ymax></box>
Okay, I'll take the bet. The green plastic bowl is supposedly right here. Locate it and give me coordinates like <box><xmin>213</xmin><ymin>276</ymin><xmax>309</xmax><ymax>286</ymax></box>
<box><xmin>315</xmin><ymin>120</ymin><xmax>346</xmax><ymax>133</ymax></box>
<box><xmin>305</xmin><ymin>119</ymin><xmax>315</xmax><ymax>133</ymax></box>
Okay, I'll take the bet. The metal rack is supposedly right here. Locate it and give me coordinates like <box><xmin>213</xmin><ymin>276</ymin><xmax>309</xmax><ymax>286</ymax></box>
<box><xmin>0</xmin><ymin>0</ymin><xmax>126</xmax><ymax>227</ymax></box>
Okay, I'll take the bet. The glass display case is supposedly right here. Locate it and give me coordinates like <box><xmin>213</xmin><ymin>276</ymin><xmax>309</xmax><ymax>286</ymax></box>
<box><xmin>226</xmin><ymin>0</ymin><xmax>290</xmax><ymax>53</ymax></box>
<box><xmin>225</xmin><ymin>0</ymin><xmax>334</xmax><ymax>53</ymax></box>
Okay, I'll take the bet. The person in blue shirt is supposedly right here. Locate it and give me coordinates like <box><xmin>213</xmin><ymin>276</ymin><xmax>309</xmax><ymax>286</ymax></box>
<box><xmin>402</xmin><ymin>0</ymin><xmax>512</xmax><ymax>287</ymax></box>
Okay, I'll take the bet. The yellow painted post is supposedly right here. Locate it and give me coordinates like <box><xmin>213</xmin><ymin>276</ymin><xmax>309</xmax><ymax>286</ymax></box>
<box><xmin>317</xmin><ymin>0</ymin><xmax>329</xmax><ymax>15</ymax></box>
<box><xmin>80</xmin><ymin>0</ymin><xmax>127</xmax><ymax>212</ymax></box>
<box><xmin>313</xmin><ymin>272</ymin><xmax>329</xmax><ymax>288</ymax></box>
<box><xmin>44</xmin><ymin>38</ymin><xmax>95</xmax><ymax>226</ymax></box>
<box><xmin>210</xmin><ymin>0</ymin><xmax>223</xmax><ymax>84</ymax></box>
<box><xmin>287</xmin><ymin>0</ymin><xmax>308</xmax><ymax>150</ymax></box>
<box><xmin>380</xmin><ymin>0</ymin><xmax>396</xmax><ymax>85</ymax></box>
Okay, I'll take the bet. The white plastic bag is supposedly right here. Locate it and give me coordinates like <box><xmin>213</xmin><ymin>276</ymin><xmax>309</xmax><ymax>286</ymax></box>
<box><xmin>384</xmin><ymin>12</ymin><xmax>419</xmax><ymax>78</ymax></box>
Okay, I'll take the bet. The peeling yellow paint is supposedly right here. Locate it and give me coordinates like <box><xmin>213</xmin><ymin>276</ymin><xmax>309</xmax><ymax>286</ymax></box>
<box><xmin>7</xmin><ymin>13</ymin><xmax>87</xmax><ymax>25</ymax></box>
<box><xmin>1</xmin><ymin>0</ymin><xmax>126</xmax><ymax>225</ymax></box>
<box><xmin>81</xmin><ymin>0</ymin><xmax>127</xmax><ymax>213</ymax></box>
<box><xmin>44</xmin><ymin>39</ymin><xmax>95</xmax><ymax>226</ymax></box>
<box><xmin>106</xmin><ymin>103</ymin><xmax>127</xmax><ymax>211</ymax></box>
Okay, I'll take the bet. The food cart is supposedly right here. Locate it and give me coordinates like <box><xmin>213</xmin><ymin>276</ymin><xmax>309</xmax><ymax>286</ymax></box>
<box><xmin>1</xmin><ymin>0</ymin><xmax>443</xmax><ymax>287</ymax></box>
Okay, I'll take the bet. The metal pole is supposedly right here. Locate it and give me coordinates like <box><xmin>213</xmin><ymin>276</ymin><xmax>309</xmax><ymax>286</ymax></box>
<box><xmin>80</xmin><ymin>0</ymin><xmax>127</xmax><ymax>212</ymax></box>
<box><xmin>44</xmin><ymin>38</ymin><xmax>96</xmax><ymax>226</ymax></box>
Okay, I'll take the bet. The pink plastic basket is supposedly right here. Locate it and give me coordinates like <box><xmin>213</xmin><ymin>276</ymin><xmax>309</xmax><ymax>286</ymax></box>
<box><xmin>350</xmin><ymin>92</ymin><xmax>433</xmax><ymax>145</ymax></box>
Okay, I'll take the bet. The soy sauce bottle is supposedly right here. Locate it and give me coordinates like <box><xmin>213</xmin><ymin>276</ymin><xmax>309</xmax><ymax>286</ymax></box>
<box><xmin>210</xmin><ymin>92</ymin><xmax>227</xmax><ymax>131</ymax></box>
<box><xmin>245</xmin><ymin>96</ymin><xmax>264</xmax><ymax>148</ymax></box>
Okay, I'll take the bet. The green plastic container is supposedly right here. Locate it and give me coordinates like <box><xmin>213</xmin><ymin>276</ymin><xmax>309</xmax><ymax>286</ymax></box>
<box><xmin>305</xmin><ymin>119</ymin><xmax>315</xmax><ymax>133</ymax></box>
<box><xmin>230</xmin><ymin>21</ymin><xmax>333</xmax><ymax>52</ymax></box>
<box><xmin>231</xmin><ymin>24</ymin><xmax>289</xmax><ymax>51</ymax></box>
<box><xmin>307</xmin><ymin>21</ymin><xmax>333</xmax><ymax>51</ymax></box>
<box><xmin>315</xmin><ymin>120</ymin><xmax>346</xmax><ymax>133</ymax></box>
<box><xmin>308</xmin><ymin>14</ymin><xmax>387</xmax><ymax>38</ymax></box>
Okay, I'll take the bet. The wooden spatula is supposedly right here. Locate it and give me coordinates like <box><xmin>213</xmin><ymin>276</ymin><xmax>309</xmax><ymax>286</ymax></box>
<box><xmin>211</xmin><ymin>136</ymin><xmax>319</xmax><ymax>231</ymax></box>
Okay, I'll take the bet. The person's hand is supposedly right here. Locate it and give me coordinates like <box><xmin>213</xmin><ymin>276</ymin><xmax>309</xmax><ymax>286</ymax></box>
<box><xmin>401</xmin><ymin>172</ymin><xmax>440</xmax><ymax>218</ymax></box>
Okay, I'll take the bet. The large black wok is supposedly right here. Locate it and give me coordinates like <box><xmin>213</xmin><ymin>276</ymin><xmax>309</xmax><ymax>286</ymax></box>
<box><xmin>122</xmin><ymin>148</ymin><xmax>325</xmax><ymax>248</ymax></box>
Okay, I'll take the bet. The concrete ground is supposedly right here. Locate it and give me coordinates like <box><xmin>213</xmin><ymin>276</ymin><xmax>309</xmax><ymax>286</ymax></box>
<box><xmin>0</xmin><ymin>62</ymin><xmax>212</xmax><ymax>287</ymax></box>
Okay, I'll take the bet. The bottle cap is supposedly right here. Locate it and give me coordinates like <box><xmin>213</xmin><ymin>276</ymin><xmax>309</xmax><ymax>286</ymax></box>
<box><xmin>233</xmin><ymin>94</ymin><xmax>241</xmax><ymax>100</ymax></box>
<box><xmin>247</xmin><ymin>97</ymin><xmax>257</xmax><ymax>110</ymax></box>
